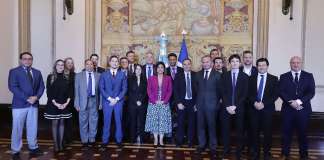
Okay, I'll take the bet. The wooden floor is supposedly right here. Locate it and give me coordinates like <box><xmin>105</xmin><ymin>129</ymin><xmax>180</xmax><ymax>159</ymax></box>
<box><xmin>1</xmin><ymin>137</ymin><xmax>324</xmax><ymax>160</ymax></box>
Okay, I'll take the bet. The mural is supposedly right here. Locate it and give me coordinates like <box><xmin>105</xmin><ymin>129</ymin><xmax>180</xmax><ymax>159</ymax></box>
<box><xmin>101</xmin><ymin>0</ymin><xmax>253</xmax><ymax>70</ymax></box>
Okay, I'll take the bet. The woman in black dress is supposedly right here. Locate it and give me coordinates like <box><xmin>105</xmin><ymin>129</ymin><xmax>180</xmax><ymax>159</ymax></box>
<box><xmin>127</xmin><ymin>65</ymin><xmax>147</xmax><ymax>144</ymax></box>
<box><xmin>45</xmin><ymin>59</ymin><xmax>73</xmax><ymax>152</ymax></box>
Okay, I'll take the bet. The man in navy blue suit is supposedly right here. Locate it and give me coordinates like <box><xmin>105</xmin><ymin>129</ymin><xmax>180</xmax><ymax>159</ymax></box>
<box><xmin>99</xmin><ymin>55</ymin><xmax>127</xmax><ymax>150</ymax></box>
<box><xmin>8</xmin><ymin>52</ymin><xmax>45</xmax><ymax>159</ymax></box>
<box><xmin>279</xmin><ymin>56</ymin><xmax>315</xmax><ymax>160</ymax></box>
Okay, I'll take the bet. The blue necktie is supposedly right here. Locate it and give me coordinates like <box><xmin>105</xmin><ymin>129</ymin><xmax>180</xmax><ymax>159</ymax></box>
<box><xmin>148</xmin><ymin>66</ymin><xmax>152</xmax><ymax>78</ymax></box>
<box><xmin>186</xmin><ymin>73</ymin><xmax>192</xmax><ymax>99</ymax></box>
<box><xmin>257</xmin><ymin>75</ymin><xmax>265</xmax><ymax>102</ymax></box>
<box><xmin>87</xmin><ymin>72</ymin><xmax>93</xmax><ymax>97</ymax></box>
<box><xmin>232</xmin><ymin>72</ymin><xmax>236</xmax><ymax>105</ymax></box>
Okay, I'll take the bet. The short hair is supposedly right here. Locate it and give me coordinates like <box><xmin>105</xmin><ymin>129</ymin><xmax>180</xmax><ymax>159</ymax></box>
<box><xmin>243</xmin><ymin>50</ymin><xmax>253</xmax><ymax>56</ymax></box>
<box><xmin>210</xmin><ymin>48</ymin><xmax>219</xmax><ymax>54</ymax></box>
<box><xmin>90</xmin><ymin>53</ymin><xmax>99</xmax><ymax>59</ymax></box>
<box><xmin>84</xmin><ymin>59</ymin><xmax>93</xmax><ymax>64</ymax></box>
<box><xmin>155</xmin><ymin>61</ymin><xmax>166</xmax><ymax>73</ymax></box>
<box><xmin>109</xmin><ymin>55</ymin><xmax>119</xmax><ymax>62</ymax></box>
<box><xmin>182</xmin><ymin>58</ymin><xmax>192</xmax><ymax>63</ymax></box>
<box><xmin>168</xmin><ymin>53</ymin><xmax>177</xmax><ymax>59</ymax></box>
<box><xmin>120</xmin><ymin>56</ymin><xmax>128</xmax><ymax>62</ymax></box>
<box><xmin>228</xmin><ymin>54</ymin><xmax>241</xmax><ymax>63</ymax></box>
<box><xmin>19</xmin><ymin>52</ymin><xmax>33</xmax><ymax>59</ymax></box>
<box><xmin>126</xmin><ymin>50</ymin><xmax>135</xmax><ymax>56</ymax></box>
<box><xmin>256</xmin><ymin>58</ymin><xmax>269</xmax><ymax>66</ymax></box>
<box><xmin>201</xmin><ymin>55</ymin><xmax>212</xmax><ymax>61</ymax></box>
<box><xmin>213</xmin><ymin>57</ymin><xmax>223</xmax><ymax>63</ymax></box>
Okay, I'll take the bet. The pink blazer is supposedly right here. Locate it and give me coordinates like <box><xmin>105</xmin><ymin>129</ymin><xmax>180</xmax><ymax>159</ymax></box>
<box><xmin>147</xmin><ymin>75</ymin><xmax>172</xmax><ymax>104</ymax></box>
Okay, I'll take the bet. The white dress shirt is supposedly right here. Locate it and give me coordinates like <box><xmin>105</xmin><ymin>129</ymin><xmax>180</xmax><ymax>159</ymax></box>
<box><xmin>243</xmin><ymin>65</ymin><xmax>252</xmax><ymax>76</ymax></box>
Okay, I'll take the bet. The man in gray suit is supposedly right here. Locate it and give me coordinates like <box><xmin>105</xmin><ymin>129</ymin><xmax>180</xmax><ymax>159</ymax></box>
<box><xmin>195</xmin><ymin>55</ymin><xmax>221</xmax><ymax>156</ymax></box>
<box><xmin>74</xmin><ymin>59</ymin><xmax>101</xmax><ymax>149</ymax></box>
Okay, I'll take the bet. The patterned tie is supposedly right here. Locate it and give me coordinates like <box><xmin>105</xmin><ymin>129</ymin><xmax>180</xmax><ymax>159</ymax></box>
<box><xmin>87</xmin><ymin>72</ymin><xmax>93</xmax><ymax>97</ymax></box>
<box><xmin>257</xmin><ymin>75</ymin><xmax>265</xmax><ymax>102</ymax></box>
<box><xmin>232</xmin><ymin>72</ymin><xmax>236</xmax><ymax>105</ymax></box>
<box><xmin>26</xmin><ymin>67</ymin><xmax>33</xmax><ymax>86</ymax></box>
<box><xmin>171</xmin><ymin>67</ymin><xmax>176</xmax><ymax>79</ymax></box>
<box><xmin>186</xmin><ymin>73</ymin><xmax>192</xmax><ymax>99</ymax></box>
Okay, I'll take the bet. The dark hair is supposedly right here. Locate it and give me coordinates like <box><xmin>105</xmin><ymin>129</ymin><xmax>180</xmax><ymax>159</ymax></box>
<box><xmin>90</xmin><ymin>53</ymin><xmax>99</xmax><ymax>59</ymax></box>
<box><xmin>243</xmin><ymin>50</ymin><xmax>253</xmax><ymax>56</ymax></box>
<box><xmin>210</xmin><ymin>48</ymin><xmax>219</xmax><ymax>54</ymax></box>
<box><xmin>109</xmin><ymin>55</ymin><xmax>119</xmax><ymax>62</ymax></box>
<box><xmin>84</xmin><ymin>59</ymin><xmax>93</xmax><ymax>64</ymax></box>
<box><xmin>213</xmin><ymin>57</ymin><xmax>223</xmax><ymax>63</ymax></box>
<box><xmin>120</xmin><ymin>56</ymin><xmax>128</xmax><ymax>62</ymax></box>
<box><xmin>182</xmin><ymin>58</ymin><xmax>192</xmax><ymax>63</ymax></box>
<box><xmin>256</xmin><ymin>58</ymin><xmax>269</xmax><ymax>66</ymax></box>
<box><xmin>155</xmin><ymin>61</ymin><xmax>166</xmax><ymax>74</ymax></box>
<box><xmin>168</xmin><ymin>53</ymin><xmax>177</xmax><ymax>59</ymax></box>
<box><xmin>19</xmin><ymin>52</ymin><xmax>33</xmax><ymax>59</ymax></box>
<box><xmin>126</xmin><ymin>50</ymin><xmax>135</xmax><ymax>56</ymax></box>
<box><xmin>228</xmin><ymin>54</ymin><xmax>241</xmax><ymax>63</ymax></box>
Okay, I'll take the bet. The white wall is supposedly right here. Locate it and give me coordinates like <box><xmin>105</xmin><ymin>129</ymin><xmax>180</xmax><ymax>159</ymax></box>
<box><xmin>54</xmin><ymin>0</ymin><xmax>86</xmax><ymax>72</ymax></box>
<box><xmin>0</xmin><ymin>0</ymin><xmax>19</xmax><ymax>104</ymax></box>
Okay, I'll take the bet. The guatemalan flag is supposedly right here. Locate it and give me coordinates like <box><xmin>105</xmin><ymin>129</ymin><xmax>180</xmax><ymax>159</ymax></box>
<box><xmin>177</xmin><ymin>38</ymin><xmax>188</xmax><ymax>67</ymax></box>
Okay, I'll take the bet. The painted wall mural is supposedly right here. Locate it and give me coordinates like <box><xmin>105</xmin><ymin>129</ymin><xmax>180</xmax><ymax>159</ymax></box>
<box><xmin>101</xmin><ymin>0</ymin><xmax>253</xmax><ymax>70</ymax></box>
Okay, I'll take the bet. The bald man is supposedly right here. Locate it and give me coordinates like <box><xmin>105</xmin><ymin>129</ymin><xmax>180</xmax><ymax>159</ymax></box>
<box><xmin>279</xmin><ymin>56</ymin><xmax>315</xmax><ymax>160</ymax></box>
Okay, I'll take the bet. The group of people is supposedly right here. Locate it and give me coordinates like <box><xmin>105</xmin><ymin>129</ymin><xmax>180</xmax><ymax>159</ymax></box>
<box><xmin>8</xmin><ymin>50</ymin><xmax>315</xmax><ymax>160</ymax></box>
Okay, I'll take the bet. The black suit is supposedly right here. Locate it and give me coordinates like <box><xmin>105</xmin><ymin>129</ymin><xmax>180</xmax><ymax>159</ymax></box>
<box><xmin>248</xmin><ymin>73</ymin><xmax>279</xmax><ymax>159</ymax></box>
<box><xmin>127</xmin><ymin>74</ymin><xmax>147</xmax><ymax>143</ymax></box>
<box><xmin>173</xmin><ymin>71</ymin><xmax>197</xmax><ymax>146</ymax></box>
<box><xmin>220</xmin><ymin>71</ymin><xmax>249</xmax><ymax>158</ymax></box>
<box><xmin>279</xmin><ymin>71</ymin><xmax>315</xmax><ymax>158</ymax></box>
<box><xmin>142</xmin><ymin>64</ymin><xmax>156</xmax><ymax>80</ymax></box>
<box><xmin>166</xmin><ymin>66</ymin><xmax>184</xmax><ymax>80</ymax></box>
<box><xmin>196</xmin><ymin>69</ymin><xmax>221</xmax><ymax>150</ymax></box>
<box><xmin>95</xmin><ymin>66</ymin><xmax>106</xmax><ymax>73</ymax></box>
<box><xmin>239</xmin><ymin>65</ymin><xmax>258</xmax><ymax>77</ymax></box>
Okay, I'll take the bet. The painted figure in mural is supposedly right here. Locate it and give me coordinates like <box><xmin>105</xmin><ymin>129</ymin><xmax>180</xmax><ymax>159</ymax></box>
<box><xmin>157</xmin><ymin>33</ymin><xmax>169</xmax><ymax>66</ymax></box>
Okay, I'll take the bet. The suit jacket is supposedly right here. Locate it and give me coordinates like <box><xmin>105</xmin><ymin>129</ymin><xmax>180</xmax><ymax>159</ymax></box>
<box><xmin>127</xmin><ymin>63</ymin><xmax>138</xmax><ymax>76</ymax></box>
<box><xmin>74</xmin><ymin>71</ymin><xmax>101</xmax><ymax>111</ymax></box>
<box><xmin>95</xmin><ymin>66</ymin><xmax>106</xmax><ymax>73</ymax></box>
<box><xmin>127</xmin><ymin>74</ymin><xmax>147</xmax><ymax>105</ymax></box>
<box><xmin>196</xmin><ymin>69</ymin><xmax>221</xmax><ymax>110</ymax></box>
<box><xmin>279</xmin><ymin>71</ymin><xmax>315</xmax><ymax>113</ymax></box>
<box><xmin>99</xmin><ymin>69</ymin><xmax>127</xmax><ymax>106</ymax></box>
<box><xmin>166</xmin><ymin>66</ymin><xmax>184</xmax><ymax>80</ymax></box>
<box><xmin>8</xmin><ymin>66</ymin><xmax>45</xmax><ymax>108</ymax></box>
<box><xmin>147</xmin><ymin>75</ymin><xmax>172</xmax><ymax>104</ymax></box>
<box><xmin>221</xmin><ymin>71</ymin><xmax>249</xmax><ymax>113</ymax></box>
<box><xmin>240</xmin><ymin>66</ymin><xmax>258</xmax><ymax>77</ymax></box>
<box><xmin>142</xmin><ymin>64</ymin><xmax>156</xmax><ymax>79</ymax></box>
<box><xmin>173</xmin><ymin>71</ymin><xmax>197</xmax><ymax>105</ymax></box>
<box><xmin>248</xmin><ymin>73</ymin><xmax>279</xmax><ymax>112</ymax></box>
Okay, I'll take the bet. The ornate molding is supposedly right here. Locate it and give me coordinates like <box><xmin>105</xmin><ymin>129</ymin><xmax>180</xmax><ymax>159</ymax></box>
<box><xmin>256</xmin><ymin>0</ymin><xmax>269</xmax><ymax>59</ymax></box>
<box><xmin>85</xmin><ymin>0</ymin><xmax>96</xmax><ymax>58</ymax></box>
<box><xmin>18</xmin><ymin>0</ymin><xmax>31</xmax><ymax>53</ymax></box>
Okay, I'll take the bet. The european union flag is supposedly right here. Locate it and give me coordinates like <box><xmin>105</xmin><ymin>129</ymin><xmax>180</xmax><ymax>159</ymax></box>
<box><xmin>178</xmin><ymin>38</ymin><xmax>188</xmax><ymax>66</ymax></box>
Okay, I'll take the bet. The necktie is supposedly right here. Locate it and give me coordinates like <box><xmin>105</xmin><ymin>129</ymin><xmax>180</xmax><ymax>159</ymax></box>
<box><xmin>112</xmin><ymin>71</ymin><xmax>116</xmax><ymax>78</ymax></box>
<box><xmin>148</xmin><ymin>66</ymin><xmax>152</xmax><ymax>78</ymax></box>
<box><xmin>171</xmin><ymin>67</ymin><xmax>176</xmax><ymax>79</ymax></box>
<box><xmin>26</xmin><ymin>67</ymin><xmax>33</xmax><ymax>86</ymax></box>
<box><xmin>87</xmin><ymin>72</ymin><xmax>93</xmax><ymax>97</ymax></box>
<box><xmin>186</xmin><ymin>73</ymin><xmax>192</xmax><ymax>99</ymax></box>
<box><xmin>232</xmin><ymin>72</ymin><xmax>236</xmax><ymax>105</ymax></box>
<box><xmin>294</xmin><ymin>73</ymin><xmax>299</xmax><ymax>84</ymax></box>
<box><xmin>130</xmin><ymin>64</ymin><xmax>134</xmax><ymax>73</ymax></box>
<box><xmin>204</xmin><ymin>70</ymin><xmax>209</xmax><ymax>81</ymax></box>
<box><xmin>257</xmin><ymin>75</ymin><xmax>265</xmax><ymax>102</ymax></box>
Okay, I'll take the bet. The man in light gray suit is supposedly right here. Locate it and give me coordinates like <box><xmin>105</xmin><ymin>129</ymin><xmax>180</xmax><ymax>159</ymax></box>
<box><xmin>74</xmin><ymin>59</ymin><xmax>101</xmax><ymax>149</ymax></box>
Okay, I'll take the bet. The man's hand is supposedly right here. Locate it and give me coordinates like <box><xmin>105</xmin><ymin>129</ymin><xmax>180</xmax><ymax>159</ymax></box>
<box><xmin>254</xmin><ymin>102</ymin><xmax>264</xmax><ymax>110</ymax></box>
<box><xmin>177</xmin><ymin>103</ymin><xmax>185</xmax><ymax>110</ymax></box>
<box><xmin>75</xmin><ymin>107</ymin><xmax>80</xmax><ymax>112</ymax></box>
<box><xmin>226</xmin><ymin>106</ymin><xmax>236</xmax><ymax>115</ymax></box>
<box><xmin>289</xmin><ymin>100</ymin><xmax>299</xmax><ymax>109</ymax></box>
<box><xmin>27</xmin><ymin>96</ymin><xmax>38</xmax><ymax>104</ymax></box>
<box><xmin>136</xmin><ymin>101</ymin><xmax>142</xmax><ymax>106</ymax></box>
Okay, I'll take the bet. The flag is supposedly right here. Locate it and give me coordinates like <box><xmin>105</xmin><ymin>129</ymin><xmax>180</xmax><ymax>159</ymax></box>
<box><xmin>178</xmin><ymin>38</ymin><xmax>188</xmax><ymax>66</ymax></box>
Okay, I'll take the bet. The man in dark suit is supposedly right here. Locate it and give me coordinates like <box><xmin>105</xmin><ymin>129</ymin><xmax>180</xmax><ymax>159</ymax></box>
<box><xmin>99</xmin><ymin>55</ymin><xmax>127</xmax><ymax>150</ymax></box>
<box><xmin>195</xmin><ymin>55</ymin><xmax>221</xmax><ymax>155</ymax></box>
<box><xmin>142</xmin><ymin>51</ymin><xmax>156</xmax><ymax>80</ymax></box>
<box><xmin>221</xmin><ymin>54</ymin><xmax>249</xmax><ymax>159</ymax></box>
<box><xmin>166</xmin><ymin>53</ymin><xmax>184</xmax><ymax>80</ymax></box>
<box><xmin>173</xmin><ymin>59</ymin><xmax>196</xmax><ymax>147</ymax></box>
<box><xmin>248</xmin><ymin>58</ymin><xmax>279</xmax><ymax>160</ymax></box>
<box><xmin>279</xmin><ymin>56</ymin><xmax>315</xmax><ymax>160</ymax></box>
<box><xmin>90</xmin><ymin>54</ymin><xmax>106</xmax><ymax>73</ymax></box>
<box><xmin>8</xmin><ymin>52</ymin><xmax>45</xmax><ymax>159</ymax></box>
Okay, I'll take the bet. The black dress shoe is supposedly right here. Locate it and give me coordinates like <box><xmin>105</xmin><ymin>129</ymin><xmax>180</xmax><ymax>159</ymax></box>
<box><xmin>99</xmin><ymin>143</ymin><xmax>108</xmax><ymax>151</ymax></box>
<box><xmin>116</xmin><ymin>142</ymin><xmax>123</xmax><ymax>149</ymax></box>
<box><xmin>81</xmin><ymin>143</ymin><xmax>89</xmax><ymax>150</ymax></box>
<box><xmin>88</xmin><ymin>142</ymin><xmax>96</xmax><ymax>147</ymax></box>
<box><xmin>29</xmin><ymin>148</ymin><xmax>44</xmax><ymax>156</ymax></box>
<box><xmin>12</xmin><ymin>152</ymin><xmax>20</xmax><ymax>160</ymax></box>
<box><xmin>195</xmin><ymin>147</ymin><xmax>205</xmax><ymax>154</ymax></box>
